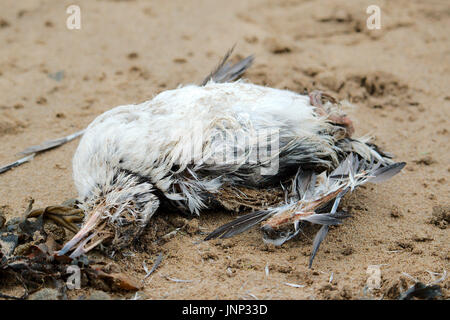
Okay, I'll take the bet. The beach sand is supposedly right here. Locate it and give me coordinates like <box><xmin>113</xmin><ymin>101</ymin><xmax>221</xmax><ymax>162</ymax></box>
<box><xmin>0</xmin><ymin>0</ymin><xmax>448</xmax><ymax>299</ymax></box>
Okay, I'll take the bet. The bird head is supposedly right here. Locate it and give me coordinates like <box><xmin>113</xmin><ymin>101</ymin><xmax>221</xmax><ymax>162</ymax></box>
<box><xmin>57</xmin><ymin>174</ymin><xmax>159</xmax><ymax>259</ymax></box>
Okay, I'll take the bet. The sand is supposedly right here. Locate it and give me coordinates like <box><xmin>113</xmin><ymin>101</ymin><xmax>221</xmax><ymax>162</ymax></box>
<box><xmin>0</xmin><ymin>0</ymin><xmax>448</xmax><ymax>299</ymax></box>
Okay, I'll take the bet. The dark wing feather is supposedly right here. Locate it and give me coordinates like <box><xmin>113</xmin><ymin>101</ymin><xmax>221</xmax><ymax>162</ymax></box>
<box><xmin>204</xmin><ymin>210</ymin><xmax>272</xmax><ymax>240</ymax></box>
<box><xmin>201</xmin><ymin>46</ymin><xmax>254</xmax><ymax>85</ymax></box>
<box><xmin>309</xmin><ymin>225</ymin><xmax>329</xmax><ymax>268</ymax></box>
<box><xmin>369</xmin><ymin>162</ymin><xmax>406</xmax><ymax>183</ymax></box>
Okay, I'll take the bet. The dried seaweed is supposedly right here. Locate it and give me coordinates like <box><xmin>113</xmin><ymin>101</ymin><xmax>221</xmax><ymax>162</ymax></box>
<box><xmin>0</xmin><ymin>202</ymin><xmax>142</xmax><ymax>299</ymax></box>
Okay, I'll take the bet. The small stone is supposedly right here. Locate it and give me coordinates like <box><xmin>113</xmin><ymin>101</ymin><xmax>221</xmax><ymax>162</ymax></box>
<box><xmin>334</xmin><ymin>9</ymin><xmax>351</xmax><ymax>22</ymax></box>
<box><xmin>390</xmin><ymin>205</ymin><xmax>403</xmax><ymax>218</ymax></box>
<box><xmin>127</xmin><ymin>52</ymin><xmax>139</xmax><ymax>59</ymax></box>
<box><xmin>319</xmin><ymin>282</ymin><xmax>333</xmax><ymax>292</ymax></box>
<box><xmin>412</xmin><ymin>233</ymin><xmax>433</xmax><ymax>242</ymax></box>
<box><xmin>17</xmin><ymin>10</ymin><xmax>27</xmax><ymax>18</ymax></box>
<box><xmin>341</xmin><ymin>247</ymin><xmax>354</xmax><ymax>256</ymax></box>
<box><xmin>244</xmin><ymin>35</ymin><xmax>258</xmax><ymax>44</ymax></box>
<box><xmin>340</xmin><ymin>285</ymin><xmax>352</xmax><ymax>299</ymax></box>
<box><xmin>261</xmin><ymin>243</ymin><xmax>276</xmax><ymax>252</ymax></box>
<box><xmin>413</xmin><ymin>156</ymin><xmax>435</xmax><ymax>166</ymax></box>
<box><xmin>264</xmin><ymin>37</ymin><xmax>292</xmax><ymax>54</ymax></box>
<box><xmin>29</xmin><ymin>288</ymin><xmax>59</xmax><ymax>300</ymax></box>
<box><xmin>173</xmin><ymin>58</ymin><xmax>187</xmax><ymax>64</ymax></box>
<box><xmin>201</xmin><ymin>251</ymin><xmax>218</xmax><ymax>261</ymax></box>
<box><xmin>219</xmin><ymin>241</ymin><xmax>234</xmax><ymax>249</ymax></box>
<box><xmin>0</xmin><ymin>19</ymin><xmax>10</xmax><ymax>28</ymax></box>
<box><xmin>36</xmin><ymin>97</ymin><xmax>47</xmax><ymax>105</ymax></box>
<box><xmin>391</xmin><ymin>241</ymin><xmax>414</xmax><ymax>251</ymax></box>
<box><xmin>432</xmin><ymin>205</ymin><xmax>449</xmax><ymax>222</ymax></box>
<box><xmin>430</xmin><ymin>205</ymin><xmax>449</xmax><ymax>229</ymax></box>
<box><xmin>185</xmin><ymin>219</ymin><xmax>199</xmax><ymax>235</ymax></box>
<box><xmin>167</xmin><ymin>216</ymin><xmax>186</xmax><ymax>228</ymax></box>
<box><xmin>274</xmin><ymin>264</ymin><xmax>293</xmax><ymax>274</ymax></box>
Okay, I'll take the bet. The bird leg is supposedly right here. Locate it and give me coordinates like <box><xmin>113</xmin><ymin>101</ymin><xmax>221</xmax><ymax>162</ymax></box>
<box><xmin>27</xmin><ymin>202</ymin><xmax>84</xmax><ymax>234</ymax></box>
<box><xmin>309</xmin><ymin>90</ymin><xmax>354</xmax><ymax>137</ymax></box>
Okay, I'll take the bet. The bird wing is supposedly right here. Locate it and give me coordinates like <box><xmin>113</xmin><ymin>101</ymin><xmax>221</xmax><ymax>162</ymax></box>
<box><xmin>205</xmin><ymin>153</ymin><xmax>406</xmax><ymax>267</ymax></box>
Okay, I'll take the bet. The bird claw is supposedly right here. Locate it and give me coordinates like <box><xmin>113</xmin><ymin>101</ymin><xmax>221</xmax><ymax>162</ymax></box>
<box><xmin>27</xmin><ymin>202</ymin><xmax>84</xmax><ymax>234</ymax></box>
<box><xmin>23</xmin><ymin>199</ymin><xmax>110</xmax><ymax>259</ymax></box>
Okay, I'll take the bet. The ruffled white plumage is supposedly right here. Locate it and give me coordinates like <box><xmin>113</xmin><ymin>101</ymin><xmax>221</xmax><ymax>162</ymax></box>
<box><xmin>73</xmin><ymin>81</ymin><xmax>337</xmax><ymax>215</ymax></box>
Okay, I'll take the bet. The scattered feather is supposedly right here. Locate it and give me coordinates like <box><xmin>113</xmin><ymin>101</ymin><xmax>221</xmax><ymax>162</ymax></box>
<box><xmin>0</xmin><ymin>154</ymin><xmax>34</xmax><ymax>174</ymax></box>
<box><xmin>19</xmin><ymin>129</ymin><xmax>85</xmax><ymax>155</ymax></box>
<box><xmin>427</xmin><ymin>270</ymin><xmax>447</xmax><ymax>284</ymax></box>
<box><xmin>0</xmin><ymin>130</ymin><xmax>85</xmax><ymax>175</ymax></box>
<box><xmin>48</xmin><ymin>70</ymin><xmax>65</xmax><ymax>82</ymax></box>
<box><xmin>309</xmin><ymin>225</ymin><xmax>329</xmax><ymax>268</ymax></box>
<box><xmin>144</xmin><ymin>252</ymin><xmax>163</xmax><ymax>279</ymax></box>
<box><xmin>245</xmin><ymin>292</ymin><xmax>258</xmax><ymax>300</ymax></box>
<box><xmin>401</xmin><ymin>272</ymin><xmax>419</xmax><ymax>283</ymax></box>
<box><xmin>130</xmin><ymin>292</ymin><xmax>141</xmax><ymax>300</ymax></box>
<box><xmin>284</xmin><ymin>282</ymin><xmax>305</xmax><ymax>288</ymax></box>
<box><xmin>163</xmin><ymin>274</ymin><xmax>195</xmax><ymax>283</ymax></box>
<box><xmin>161</xmin><ymin>228</ymin><xmax>180</xmax><ymax>240</ymax></box>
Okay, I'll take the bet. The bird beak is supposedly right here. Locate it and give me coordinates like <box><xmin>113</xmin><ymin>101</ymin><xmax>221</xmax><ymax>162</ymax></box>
<box><xmin>56</xmin><ymin>208</ymin><xmax>110</xmax><ymax>259</ymax></box>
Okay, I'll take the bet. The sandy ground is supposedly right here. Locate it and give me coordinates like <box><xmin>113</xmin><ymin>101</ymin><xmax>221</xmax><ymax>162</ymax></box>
<box><xmin>0</xmin><ymin>0</ymin><xmax>449</xmax><ymax>299</ymax></box>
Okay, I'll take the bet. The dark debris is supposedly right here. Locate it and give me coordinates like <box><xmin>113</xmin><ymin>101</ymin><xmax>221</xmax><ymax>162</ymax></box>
<box><xmin>398</xmin><ymin>282</ymin><xmax>442</xmax><ymax>300</ymax></box>
<box><xmin>0</xmin><ymin>200</ymin><xmax>142</xmax><ymax>299</ymax></box>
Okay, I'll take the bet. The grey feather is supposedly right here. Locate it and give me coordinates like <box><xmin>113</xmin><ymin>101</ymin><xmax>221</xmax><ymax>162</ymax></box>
<box><xmin>204</xmin><ymin>210</ymin><xmax>272</xmax><ymax>240</ymax></box>
<box><xmin>294</xmin><ymin>169</ymin><xmax>314</xmax><ymax>199</ymax></box>
<box><xmin>368</xmin><ymin>162</ymin><xmax>406</xmax><ymax>183</ymax></box>
<box><xmin>330</xmin><ymin>188</ymin><xmax>349</xmax><ymax>213</ymax></box>
<box><xmin>302</xmin><ymin>213</ymin><xmax>345</xmax><ymax>225</ymax></box>
<box><xmin>0</xmin><ymin>154</ymin><xmax>35</xmax><ymax>174</ymax></box>
<box><xmin>309</xmin><ymin>225</ymin><xmax>329</xmax><ymax>268</ymax></box>
<box><xmin>201</xmin><ymin>47</ymin><xmax>254</xmax><ymax>85</ymax></box>
<box><xmin>19</xmin><ymin>129</ymin><xmax>85</xmax><ymax>156</ymax></box>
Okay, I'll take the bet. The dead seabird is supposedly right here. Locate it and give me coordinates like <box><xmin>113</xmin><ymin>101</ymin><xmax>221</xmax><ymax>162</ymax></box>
<box><xmin>54</xmin><ymin>50</ymin><xmax>405</xmax><ymax>267</ymax></box>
